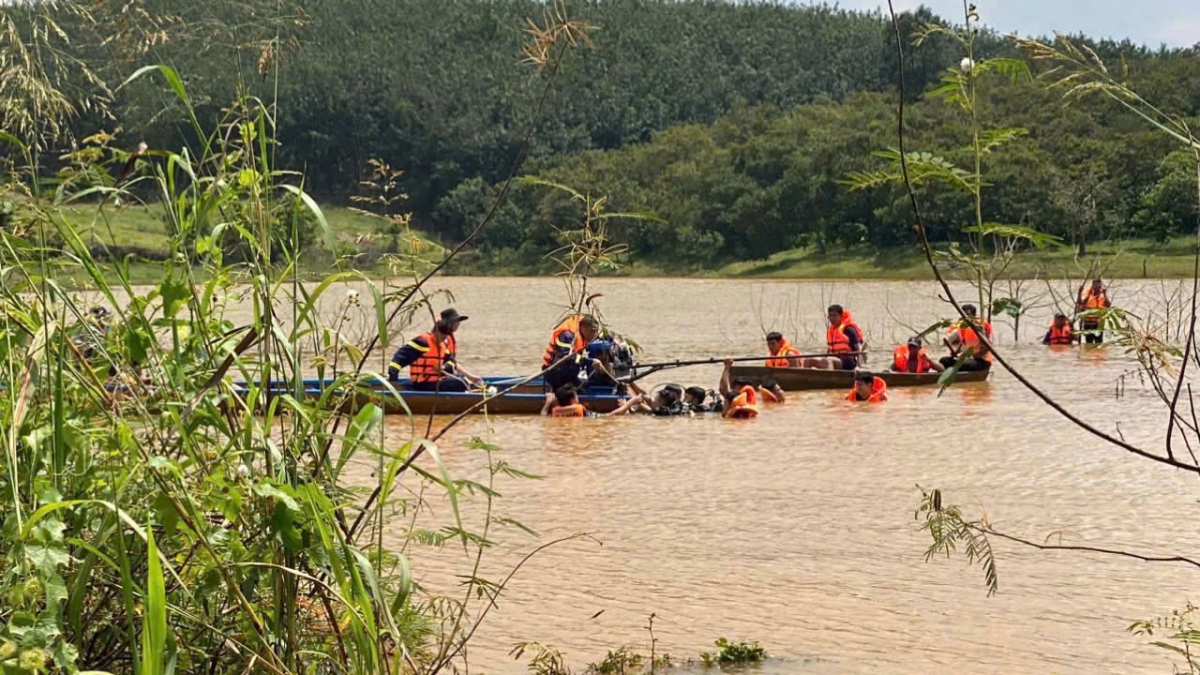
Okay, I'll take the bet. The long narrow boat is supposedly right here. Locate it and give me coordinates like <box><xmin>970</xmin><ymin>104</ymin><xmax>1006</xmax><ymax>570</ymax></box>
<box><xmin>728</xmin><ymin>365</ymin><xmax>989</xmax><ymax>391</ymax></box>
<box><xmin>235</xmin><ymin>377</ymin><xmax>629</xmax><ymax>416</ymax></box>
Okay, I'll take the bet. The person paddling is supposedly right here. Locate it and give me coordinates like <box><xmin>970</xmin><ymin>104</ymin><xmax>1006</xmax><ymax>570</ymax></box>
<box><xmin>1077</xmin><ymin>278</ymin><xmax>1111</xmax><ymax>344</ymax></box>
<box><xmin>848</xmin><ymin>371</ymin><xmax>888</xmax><ymax>403</ymax></box>
<box><xmin>940</xmin><ymin>304</ymin><xmax>993</xmax><ymax>372</ymax></box>
<box><xmin>806</xmin><ymin>304</ymin><xmax>864</xmax><ymax>370</ymax></box>
<box><xmin>388</xmin><ymin>308</ymin><xmax>482</xmax><ymax>391</ymax></box>
<box><xmin>1043</xmin><ymin>313</ymin><xmax>1076</xmax><ymax>345</ymax></box>
<box><xmin>891</xmin><ymin>336</ymin><xmax>943</xmax><ymax>374</ymax></box>
<box><xmin>765</xmin><ymin>332</ymin><xmax>802</xmax><ymax>368</ymax></box>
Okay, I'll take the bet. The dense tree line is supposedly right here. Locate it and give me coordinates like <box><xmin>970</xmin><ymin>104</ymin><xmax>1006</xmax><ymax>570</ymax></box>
<box><xmin>20</xmin><ymin>0</ymin><xmax>1200</xmax><ymax>266</ymax></box>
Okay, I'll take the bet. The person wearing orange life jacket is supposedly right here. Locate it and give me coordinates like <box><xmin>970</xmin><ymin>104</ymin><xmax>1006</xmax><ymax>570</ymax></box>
<box><xmin>718</xmin><ymin>358</ymin><xmax>759</xmax><ymax>419</ymax></box>
<box><xmin>848</xmin><ymin>371</ymin><xmax>888</xmax><ymax>403</ymax></box>
<box><xmin>388</xmin><ymin>308</ymin><xmax>482</xmax><ymax>392</ymax></box>
<box><xmin>939</xmin><ymin>304</ymin><xmax>993</xmax><ymax>372</ymax></box>
<box><xmin>1076</xmin><ymin>278</ymin><xmax>1111</xmax><ymax>344</ymax></box>
<box><xmin>541</xmin><ymin>384</ymin><xmax>649</xmax><ymax>418</ymax></box>
<box><xmin>757</xmin><ymin>379</ymin><xmax>786</xmax><ymax>404</ymax></box>
<box><xmin>541</xmin><ymin>314</ymin><xmax>614</xmax><ymax>392</ymax></box>
<box><xmin>765</xmin><ymin>332</ymin><xmax>802</xmax><ymax>368</ymax></box>
<box><xmin>1043</xmin><ymin>313</ymin><xmax>1076</xmax><ymax>345</ymax></box>
<box><xmin>806</xmin><ymin>304</ymin><xmax>864</xmax><ymax>371</ymax></box>
<box><xmin>891</xmin><ymin>336</ymin><xmax>943</xmax><ymax>374</ymax></box>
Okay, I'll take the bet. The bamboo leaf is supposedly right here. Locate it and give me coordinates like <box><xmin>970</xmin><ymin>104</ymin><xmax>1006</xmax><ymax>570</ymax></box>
<box><xmin>141</xmin><ymin>525</ymin><xmax>169</xmax><ymax>675</ymax></box>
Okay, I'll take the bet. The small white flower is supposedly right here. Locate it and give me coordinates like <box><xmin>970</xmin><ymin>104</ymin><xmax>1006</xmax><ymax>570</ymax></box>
<box><xmin>960</xmin><ymin>57</ymin><xmax>975</xmax><ymax>73</ymax></box>
<box><xmin>113</xmin><ymin>197</ymin><xmax>122</xmax><ymax>207</ymax></box>
<box><xmin>346</xmin><ymin>289</ymin><xmax>360</xmax><ymax>306</ymax></box>
<box><xmin>236</xmin><ymin>464</ymin><xmax>251</xmax><ymax>479</ymax></box>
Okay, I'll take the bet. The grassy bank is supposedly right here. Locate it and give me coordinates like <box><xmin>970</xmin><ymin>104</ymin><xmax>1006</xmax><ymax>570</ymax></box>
<box><xmin>57</xmin><ymin>203</ymin><xmax>1198</xmax><ymax>281</ymax></box>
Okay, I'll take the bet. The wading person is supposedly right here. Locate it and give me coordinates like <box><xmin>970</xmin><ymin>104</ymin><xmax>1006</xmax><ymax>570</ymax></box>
<box><xmin>806</xmin><ymin>305</ymin><xmax>864</xmax><ymax>370</ymax></box>
<box><xmin>1043</xmin><ymin>313</ymin><xmax>1075</xmax><ymax>345</ymax></box>
<box><xmin>765</xmin><ymin>332</ymin><xmax>802</xmax><ymax>368</ymax></box>
<box><xmin>940</xmin><ymin>304</ymin><xmax>993</xmax><ymax>372</ymax></box>
<box><xmin>848</xmin><ymin>371</ymin><xmax>888</xmax><ymax>403</ymax></box>
<box><xmin>1077</xmin><ymin>278</ymin><xmax>1111</xmax><ymax>344</ymax></box>
<box><xmin>684</xmin><ymin>386</ymin><xmax>723</xmax><ymax>413</ymax></box>
<box><xmin>719</xmin><ymin>358</ymin><xmax>759</xmax><ymax>419</ymax></box>
<box><xmin>758</xmin><ymin>379</ymin><xmax>786</xmax><ymax>403</ymax></box>
<box><xmin>388</xmin><ymin>308</ymin><xmax>482</xmax><ymax>391</ymax></box>
<box><xmin>891</xmin><ymin>336</ymin><xmax>942</xmax><ymax>374</ymax></box>
<box><xmin>541</xmin><ymin>384</ymin><xmax>647</xmax><ymax>418</ymax></box>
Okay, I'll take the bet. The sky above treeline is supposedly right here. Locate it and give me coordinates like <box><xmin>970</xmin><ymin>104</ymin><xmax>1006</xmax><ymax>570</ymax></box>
<box><xmin>820</xmin><ymin>0</ymin><xmax>1199</xmax><ymax>47</ymax></box>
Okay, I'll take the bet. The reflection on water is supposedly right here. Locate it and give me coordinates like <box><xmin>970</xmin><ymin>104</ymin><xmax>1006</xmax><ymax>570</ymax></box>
<box><xmin>330</xmin><ymin>278</ymin><xmax>1194</xmax><ymax>675</ymax></box>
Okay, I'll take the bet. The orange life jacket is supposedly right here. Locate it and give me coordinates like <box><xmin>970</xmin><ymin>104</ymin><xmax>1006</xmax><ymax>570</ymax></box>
<box><xmin>892</xmin><ymin>345</ymin><xmax>933</xmax><ymax>373</ymax></box>
<box><xmin>847</xmin><ymin>377</ymin><xmax>888</xmax><ymax>403</ymax></box>
<box><xmin>758</xmin><ymin>387</ymin><xmax>781</xmax><ymax>403</ymax></box>
<box><xmin>1047</xmin><ymin>325</ymin><xmax>1073</xmax><ymax>345</ymax></box>
<box><xmin>826</xmin><ymin>311</ymin><xmax>861</xmax><ymax>354</ymax></box>
<box><xmin>407</xmin><ymin>331</ymin><xmax>449</xmax><ymax>383</ymax></box>
<box><xmin>725</xmin><ymin>385</ymin><xmax>760</xmax><ymax>419</ymax></box>
<box><xmin>551</xmin><ymin>403</ymin><xmax>586</xmax><ymax>418</ymax></box>
<box><xmin>543</xmin><ymin>316</ymin><xmax>587</xmax><ymax>368</ymax></box>
<box><xmin>953</xmin><ymin>320</ymin><xmax>993</xmax><ymax>363</ymax></box>
<box><xmin>1082</xmin><ymin>288</ymin><xmax>1108</xmax><ymax>310</ymax></box>
<box><xmin>766</xmin><ymin>339</ymin><xmax>802</xmax><ymax>368</ymax></box>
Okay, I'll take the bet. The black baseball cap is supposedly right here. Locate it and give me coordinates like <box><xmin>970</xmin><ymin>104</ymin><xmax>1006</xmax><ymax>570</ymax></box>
<box><xmin>441</xmin><ymin>308</ymin><xmax>469</xmax><ymax>323</ymax></box>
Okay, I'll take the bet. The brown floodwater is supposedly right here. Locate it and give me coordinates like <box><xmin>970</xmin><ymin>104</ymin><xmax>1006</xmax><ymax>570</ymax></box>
<box><xmin>323</xmin><ymin>277</ymin><xmax>1196</xmax><ymax>674</ymax></box>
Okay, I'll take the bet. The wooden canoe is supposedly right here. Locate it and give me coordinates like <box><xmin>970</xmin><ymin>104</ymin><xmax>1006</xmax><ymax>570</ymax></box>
<box><xmin>728</xmin><ymin>365</ymin><xmax>989</xmax><ymax>391</ymax></box>
<box><xmin>235</xmin><ymin>377</ymin><xmax>629</xmax><ymax>416</ymax></box>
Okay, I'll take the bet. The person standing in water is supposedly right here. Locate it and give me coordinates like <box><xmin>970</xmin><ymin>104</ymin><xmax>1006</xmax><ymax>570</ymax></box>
<box><xmin>1076</xmin><ymin>278</ymin><xmax>1111</xmax><ymax>344</ymax></box>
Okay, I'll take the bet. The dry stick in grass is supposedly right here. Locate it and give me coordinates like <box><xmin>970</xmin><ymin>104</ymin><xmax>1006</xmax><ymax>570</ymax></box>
<box><xmin>883</xmin><ymin>0</ymin><xmax>1200</xmax><ymax>475</ymax></box>
<box><xmin>972</xmin><ymin>525</ymin><xmax>1200</xmax><ymax>570</ymax></box>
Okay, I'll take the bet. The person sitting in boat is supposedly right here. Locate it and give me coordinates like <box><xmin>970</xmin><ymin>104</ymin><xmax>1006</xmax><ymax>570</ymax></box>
<box><xmin>388</xmin><ymin>309</ymin><xmax>482</xmax><ymax>392</ymax></box>
<box><xmin>848</xmin><ymin>371</ymin><xmax>888</xmax><ymax>403</ymax></box>
<box><xmin>1076</xmin><ymin>278</ymin><xmax>1111</xmax><ymax>344</ymax></box>
<box><xmin>719</xmin><ymin>358</ymin><xmax>759</xmax><ymax>419</ymax></box>
<box><xmin>1043</xmin><ymin>313</ymin><xmax>1076</xmax><ymax>345</ymax></box>
<box><xmin>684</xmin><ymin>386</ymin><xmax>723</xmax><ymax>414</ymax></box>
<box><xmin>758</xmin><ymin>379</ymin><xmax>786</xmax><ymax>403</ymax></box>
<box><xmin>805</xmin><ymin>305</ymin><xmax>864</xmax><ymax>371</ymax></box>
<box><xmin>542</xmin><ymin>314</ymin><xmax>615</xmax><ymax>392</ymax></box>
<box><xmin>542</xmin><ymin>384</ymin><xmax>646</xmax><ymax>418</ymax></box>
<box><xmin>891</xmin><ymin>336</ymin><xmax>943</xmax><ymax>374</ymax></box>
<box><xmin>765</xmin><ymin>332</ymin><xmax>802</xmax><ymax>368</ymax></box>
<box><xmin>939</xmin><ymin>304</ymin><xmax>993</xmax><ymax>372</ymax></box>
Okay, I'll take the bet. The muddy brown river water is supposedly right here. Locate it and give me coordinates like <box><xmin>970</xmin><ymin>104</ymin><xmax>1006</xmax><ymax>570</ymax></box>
<box><xmin>315</xmin><ymin>277</ymin><xmax>1195</xmax><ymax>674</ymax></box>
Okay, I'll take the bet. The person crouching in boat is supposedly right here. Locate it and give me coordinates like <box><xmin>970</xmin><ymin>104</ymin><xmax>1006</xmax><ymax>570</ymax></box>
<box><xmin>805</xmin><ymin>305</ymin><xmax>864</xmax><ymax>371</ymax></box>
<box><xmin>542</xmin><ymin>315</ymin><xmax>616</xmax><ymax>393</ymax></box>
<box><xmin>388</xmin><ymin>308</ymin><xmax>482</xmax><ymax>392</ymax></box>
<box><xmin>758</xmin><ymin>379</ymin><xmax>786</xmax><ymax>403</ymax></box>
<box><xmin>848</xmin><ymin>371</ymin><xmax>888</xmax><ymax>403</ymax></box>
<box><xmin>939</xmin><ymin>304</ymin><xmax>993</xmax><ymax>372</ymax></box>
<box><xmin>542</xmin><ymin>384</ymin><xmax>647</xmax><ymax>418</ymax></box>
<box><xmin>765</xmin><ymin>332</ymin><xmax>802</xmax><ymax>368</ymax></box>
<box><xmin>1043</xmin><ymin>313</ymin><xmax>1076</xmax><ymax>345</ymax></box>
<box><xmin>719</xmin><ymin>358</ymin><xmax>759</xmax><ymax>419</ymax></box>
<box><xmin>891</xmin><ymin>337</ymin><xmax>943</xmax><ymax>374</ymax></box>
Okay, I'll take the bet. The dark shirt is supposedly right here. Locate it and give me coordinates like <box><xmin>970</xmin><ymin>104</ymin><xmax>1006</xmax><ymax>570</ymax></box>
<box><xmin>388</xmin><ymin>335</ymin><xmax>456</xmax><ymax>381</ymax></box>
<box><xmin>843</xmin><ymin>325</ymin><xmax>863</xmax><ymax>352</ymax></box>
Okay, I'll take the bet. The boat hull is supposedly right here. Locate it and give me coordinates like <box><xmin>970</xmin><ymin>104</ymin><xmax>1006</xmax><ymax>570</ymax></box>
<box><xmin>728</xmin><ymin>365</ymin><xmax>989</xmax><ymax>391</ymax></box>
<box><xmin>236</xmin><ymin>377</ymin><xmax>628</xmax><ymax>416</ymax></box>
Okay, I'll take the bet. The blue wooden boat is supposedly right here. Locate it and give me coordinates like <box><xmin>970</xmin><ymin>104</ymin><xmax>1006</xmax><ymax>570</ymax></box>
<box><xmin>232</xmin><ymin>376</ymin><xmax>628</xmax><ymax>416</ymax></box>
